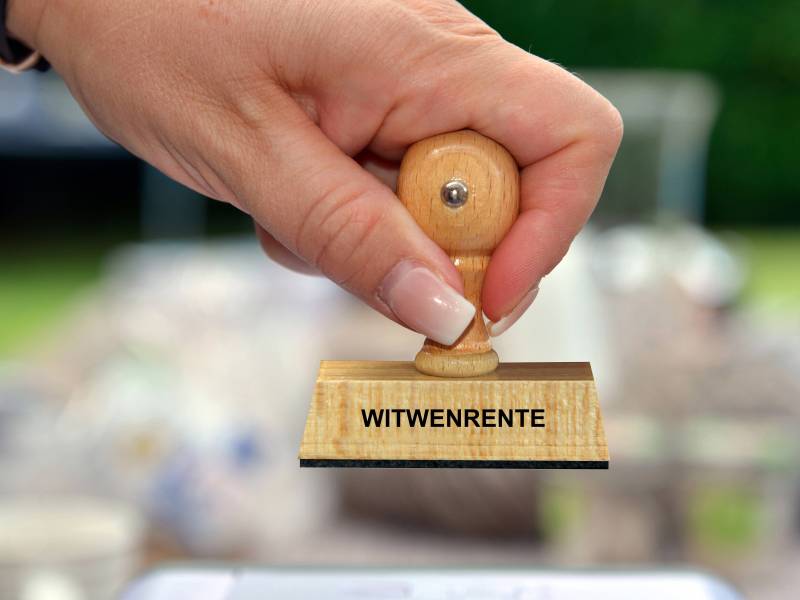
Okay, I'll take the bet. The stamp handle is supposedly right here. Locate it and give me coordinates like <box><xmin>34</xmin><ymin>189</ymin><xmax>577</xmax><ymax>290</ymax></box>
<box><xmin>397</xmin><ymin>130</ymin><xmax>519</xmax><ymax>377</ymax></box>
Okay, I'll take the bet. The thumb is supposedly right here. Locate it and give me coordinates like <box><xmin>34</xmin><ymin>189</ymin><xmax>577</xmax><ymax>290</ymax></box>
<box><xmin>216</xmin><ymin>91</ymin><xmax>474</xmax><ymax>346</ymax></box>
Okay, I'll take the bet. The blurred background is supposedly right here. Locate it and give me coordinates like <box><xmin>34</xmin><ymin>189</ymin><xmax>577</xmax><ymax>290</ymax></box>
<box><xmin>1</xmin><ymin>1</ymin><xmax>799</xmax><ymax>599</ymax></box>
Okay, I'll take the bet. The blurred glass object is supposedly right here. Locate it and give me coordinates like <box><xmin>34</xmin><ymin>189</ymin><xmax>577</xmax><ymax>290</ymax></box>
<box><xmin>0</xmin><ymin>496</ymin><xmax>143</xmax><ymax>600</ymax></box>
<box><xmin>0</xmin><ymin>364</ymin><xmax>145</xmax><ymax>600</ymax></box>
<box><xmin>0</xmin><ymin>363</ymin><xmax>82</xmax><ymax>495</ymax></box>
<box><xmin>590</xmin><ymin>224</ymin><xmax>746</xmax><ymax>307</ymax></box>
<box><xmin>581</xmin><ymin>70</ymin><xmax>720</xmax><ymax>225</ymax></box>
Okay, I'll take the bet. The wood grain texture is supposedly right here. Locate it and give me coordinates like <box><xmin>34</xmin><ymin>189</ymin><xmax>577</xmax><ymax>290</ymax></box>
<box><xmin>397</xmin><ymin>130</ymin><xmax>519</xmax><ymax>377</ymax></box>
<box><xmin>299</xmin><ymin>361</ymin><xmax>608</xmax><ymax>466</ymax></box>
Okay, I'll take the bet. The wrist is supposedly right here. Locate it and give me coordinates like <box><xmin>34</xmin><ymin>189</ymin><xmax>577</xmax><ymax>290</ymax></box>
<box><xmin>6</xmin><ymin>0</ymin><xmax>49</xmax><ymax>49</ymax></box>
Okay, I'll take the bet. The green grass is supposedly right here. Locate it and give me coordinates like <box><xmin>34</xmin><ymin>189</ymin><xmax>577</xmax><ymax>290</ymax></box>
<box><xmin>688</xmin><ymin>485</ymin><xmax>762</xmax><ymax>555</ymax></box>
<box><xmin>0</xmin><ymin>245</ymin><xmax>109</xmax><ymax>357</ymax></box>
<box><xmin>538</xmin><ymin>486</ymin><xmax>586</xmax><ymax>541</ymax></box>
<box><xmin>730</xmin><ymin>228</ymin><xmax>800</xmax><ymax>314</ymax></box>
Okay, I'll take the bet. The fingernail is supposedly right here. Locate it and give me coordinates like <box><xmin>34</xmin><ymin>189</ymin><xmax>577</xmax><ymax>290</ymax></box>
<box><xmin>378</xmin><ymin>261</ymin><xmax>475</xmax><ymax>346</ymax></box>
<box><xmin>487</xmin><ymin>285</ymin><xmax>539</xmax><ymax>337</ymax></box>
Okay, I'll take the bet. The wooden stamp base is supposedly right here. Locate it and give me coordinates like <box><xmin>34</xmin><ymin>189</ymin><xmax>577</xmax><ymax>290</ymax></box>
<box><xmin>299</xmin><ymin>361</ymin><xmax>608</xmax><ymax>469</ymax></box>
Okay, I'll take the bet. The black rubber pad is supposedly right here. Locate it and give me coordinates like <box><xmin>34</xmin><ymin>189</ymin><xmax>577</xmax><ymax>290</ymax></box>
<box><xmin>300</xmin><ymin>459</ymin><xmax>608</xmax><ymax>469</ymax></box>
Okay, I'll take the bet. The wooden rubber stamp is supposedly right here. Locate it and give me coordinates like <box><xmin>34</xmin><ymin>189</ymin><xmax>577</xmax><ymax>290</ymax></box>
<box><xmin>299</xmin><ymin>130</ymin><xmax>608</xmax><ymax>468</ymax></box>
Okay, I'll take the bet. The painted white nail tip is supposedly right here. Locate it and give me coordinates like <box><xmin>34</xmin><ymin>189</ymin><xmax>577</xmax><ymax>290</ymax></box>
<box><xmin>487</xmin><ymin>286</ymin><xmax>539</xmax><ymax>337</ymax></box>
<box><xmin>379</xmin><ymin>262</ymin><xmax>475</xmax><ymax>346</ymax></box>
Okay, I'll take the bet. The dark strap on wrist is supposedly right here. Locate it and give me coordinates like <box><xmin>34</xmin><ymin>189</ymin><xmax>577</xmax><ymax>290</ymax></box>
<box><xmin>0</xmin><ymin>0</ymin><xmax>49</xmax><ymax>71</ymax></box>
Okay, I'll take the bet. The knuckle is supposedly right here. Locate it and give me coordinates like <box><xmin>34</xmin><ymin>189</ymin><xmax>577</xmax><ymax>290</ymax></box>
<box><xmin>403</xmin><ymin>0</ymin><xmax>501</xmax><ymax>43</ymax></box>
<box><xmin>602</xmin><ymin>100</ymin><xmax>625</xmax><ymax>144</ymax></box>
<box><xmin>568</xmin><ymin>73</ymin><xmax>625</xmax><ymax>154</ymax></box>
<box><xmin>299</xmin><ymin>186</ymin><xmax>387</xmax><ymax>285</ymax></box>
<box><xmin>592</xmin><ymin>95</ymin><xmax>625</xmax><ymax>153</ymax></box>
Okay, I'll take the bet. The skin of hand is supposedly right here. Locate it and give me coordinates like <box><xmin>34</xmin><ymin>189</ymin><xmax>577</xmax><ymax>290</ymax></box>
<box><xmin>8</xmin><ymin>0</ymin><xmax>622</xmax><ymax>345</ymax></box>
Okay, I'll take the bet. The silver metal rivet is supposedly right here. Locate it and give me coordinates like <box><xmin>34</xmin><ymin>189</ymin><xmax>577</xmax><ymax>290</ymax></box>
<box><xmin>441</xmin><ymin>179</ymin><xmax>468</xmax><ymax>208</ymax></box>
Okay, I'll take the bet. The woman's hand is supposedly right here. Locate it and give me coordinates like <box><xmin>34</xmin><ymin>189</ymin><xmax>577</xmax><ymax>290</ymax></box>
<box><xmin>9</xmin><ymin>0</ymin><xmax>622</xmax><ymax>344</ymax></box>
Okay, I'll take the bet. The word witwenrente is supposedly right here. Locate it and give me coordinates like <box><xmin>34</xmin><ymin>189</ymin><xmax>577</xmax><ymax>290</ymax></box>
<box><xmin>361</xmin><ymin>407</ymin><xmax>546</xmax><ymax>429</ymax></box>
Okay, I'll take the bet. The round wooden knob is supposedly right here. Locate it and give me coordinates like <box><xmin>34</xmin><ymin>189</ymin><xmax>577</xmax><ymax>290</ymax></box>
<box><xmin>397</xmin><ymin>130</ymin><xmax>519</xmax><ymax>377</ymax></box>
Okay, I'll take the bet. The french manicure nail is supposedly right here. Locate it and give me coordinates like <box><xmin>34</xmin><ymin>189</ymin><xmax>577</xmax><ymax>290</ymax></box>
<box><xmin>378</xmin><ymin>261</ymin><xmax>475</xmax><ymax>346</ymax></box>
<box><xmin>487</xmin><ymin>285</ymin><xmax>540</xmax><ymax>337</ymax></box>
